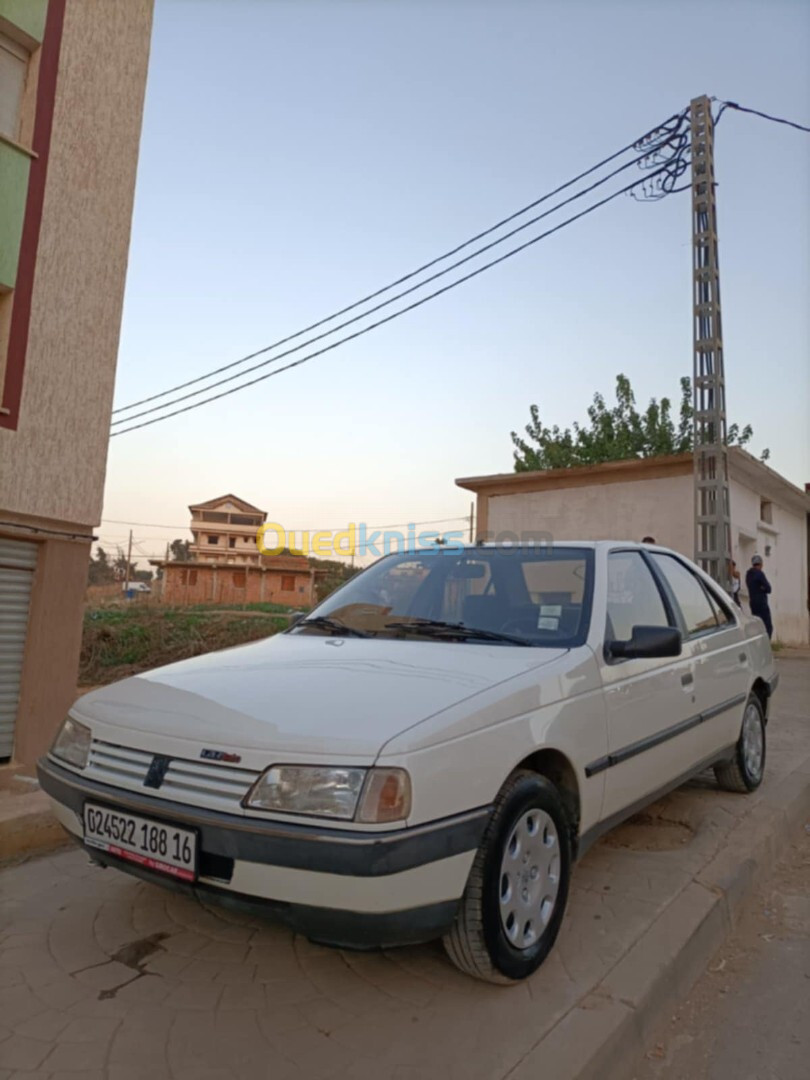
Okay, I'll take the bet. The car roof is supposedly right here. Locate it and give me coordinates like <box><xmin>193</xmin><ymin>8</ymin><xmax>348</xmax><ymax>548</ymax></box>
<box><xmin>463</xmin><ymin>541</ymin><xmax>667</xmax><ymax>551</ymax></box>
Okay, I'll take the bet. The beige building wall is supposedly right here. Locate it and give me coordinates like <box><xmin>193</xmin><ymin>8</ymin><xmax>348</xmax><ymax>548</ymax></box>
<box><xmin>0</xmin><ymin>0</ymin><xmax>153</xmax><ymax>532</ymax></box>
<box><xmin>486</xmin><ymin>472</ymin><xmax>694</xmax><ymax>553</ymax></box>
<box><xmin>0</xmin><ymin>0</ymin><xmax>153</xmax><ymax>764</ymax></box>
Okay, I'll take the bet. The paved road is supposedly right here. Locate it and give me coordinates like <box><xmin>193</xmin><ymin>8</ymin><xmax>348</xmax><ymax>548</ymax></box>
<box><xmin>0</xmin><ymin>660</ymin><xmax>807</xmax><ymax>1080</ymax></box>
<box><xmin>636</xmin><ymin>829</ymin><xmax>810</xmax><ymax>1080</ymax></box>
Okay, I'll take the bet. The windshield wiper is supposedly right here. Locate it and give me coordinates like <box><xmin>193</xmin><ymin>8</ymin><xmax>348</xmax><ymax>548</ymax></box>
<box><xmin>295</xmin><ymin>615</ymin><xmax>371</xmax><ymax>638</ymax></box>
<box><xmin>383</xmin><ymin>619</ymin><xmax>532</xmax><ymax>646</ymax></box>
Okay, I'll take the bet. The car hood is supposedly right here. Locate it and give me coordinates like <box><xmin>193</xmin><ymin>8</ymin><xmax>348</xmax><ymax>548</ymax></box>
<box><xmin>72</xmin><ymin>632</ymin><xmax>567</xmax><ymax>758</ymax></box>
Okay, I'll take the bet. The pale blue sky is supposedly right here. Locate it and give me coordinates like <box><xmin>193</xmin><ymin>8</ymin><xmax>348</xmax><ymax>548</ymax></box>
<box><xmin>101</xmin><ymin>0</ymin><xmax>810</xmax><ymax>560</ymax></box>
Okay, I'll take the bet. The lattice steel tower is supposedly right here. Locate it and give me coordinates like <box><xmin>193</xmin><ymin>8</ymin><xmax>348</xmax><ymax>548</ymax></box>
<box><xmin>691</xmin><ymin>95</ymin><xmax>731</xmax><ymax>589</ymax></box>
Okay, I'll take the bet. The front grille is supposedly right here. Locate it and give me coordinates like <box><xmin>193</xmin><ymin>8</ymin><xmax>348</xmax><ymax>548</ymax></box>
<box><xmin>86</xmin><ymin>739</ymin><xmax>260</xmax><ymax>812</ymax></box>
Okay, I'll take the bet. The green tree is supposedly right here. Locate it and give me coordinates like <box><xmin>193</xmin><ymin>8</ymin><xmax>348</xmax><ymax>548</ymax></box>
<box><xmin>511</xmin><ymin>375</ymin><xmax>764</xmax><ymax>472</ymax></box>
<box><xmin>88</xmin><ymin>546</ymin><xmax>115</xmax><ymax>586</ymax></box>
<box><xmin>170</xmin><ymin>538</ymin><xmax>191</xmax><ymax>560</ymax></box>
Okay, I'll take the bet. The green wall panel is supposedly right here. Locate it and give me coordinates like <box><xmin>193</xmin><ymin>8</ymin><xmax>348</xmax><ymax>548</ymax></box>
<box><xmin>0</xmin><ymin>0</ymin><xmax>48</xmax><ymax>44</ymax></box>
<box><xmin>0</xmin><ymin>139</ymin><xmax>30</xmax><ymax>289</ymax></box>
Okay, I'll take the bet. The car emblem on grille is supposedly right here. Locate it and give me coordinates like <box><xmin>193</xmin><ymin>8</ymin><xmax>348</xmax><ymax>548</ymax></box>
<box><xmin>144</xmin><ymin>755</ymin><xmax>171</xmax><ymax>789</ymax></box>
<box><xmin>200</xmin><ymin>749</ymin><xmax>242</xmax><ymax>763</ymax></box>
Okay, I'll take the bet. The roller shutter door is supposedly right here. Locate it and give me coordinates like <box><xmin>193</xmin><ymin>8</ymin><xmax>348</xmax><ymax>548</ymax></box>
<box><xmin>0</xmin><ymin>538</ymin><xmax>38</xmax><ymax>758</ymax></box>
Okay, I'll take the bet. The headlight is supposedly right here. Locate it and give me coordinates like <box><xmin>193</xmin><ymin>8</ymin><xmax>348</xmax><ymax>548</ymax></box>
<box><xmin>243</xmin><ymin>765</ymin><xmax>411</xmax><ymax>823</ymax></box>
<box><xmin>51</xmin><ymin>716</ymin><xmax>91</xmax><ymax>769</ymax></box>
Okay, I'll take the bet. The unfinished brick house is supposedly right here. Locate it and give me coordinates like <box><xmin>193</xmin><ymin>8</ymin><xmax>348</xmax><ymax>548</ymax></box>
<box><xmin>159</xmin><ymin>554</ymin><xmax>316</xmax><ymax>608</ymax></box>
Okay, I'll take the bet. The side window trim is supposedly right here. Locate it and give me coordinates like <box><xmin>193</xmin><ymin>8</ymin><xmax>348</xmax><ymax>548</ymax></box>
<box><xmin>643</xmin><ymin>552</ymin><xmax>689</xmax><ymax>637</ymax></box>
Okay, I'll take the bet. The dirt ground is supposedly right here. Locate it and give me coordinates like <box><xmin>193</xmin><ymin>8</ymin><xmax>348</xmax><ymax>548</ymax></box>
<box><xmin>635</xmin><ymin>826</ymin><xmax>810</xmax><ymax>1079</ymax></box>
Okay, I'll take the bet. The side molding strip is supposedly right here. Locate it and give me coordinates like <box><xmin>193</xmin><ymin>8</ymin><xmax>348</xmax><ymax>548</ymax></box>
<box><xmin>585</xmin><ymin>692</ymin><xmax>747</xmax><ymax>778</ymax></box>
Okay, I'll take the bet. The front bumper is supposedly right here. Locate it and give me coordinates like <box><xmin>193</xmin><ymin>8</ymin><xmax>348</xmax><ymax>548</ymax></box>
<box><xmin>37</xmin><ymin>756</ymin><xmax>488</xmax><ymax>949</ymax></box>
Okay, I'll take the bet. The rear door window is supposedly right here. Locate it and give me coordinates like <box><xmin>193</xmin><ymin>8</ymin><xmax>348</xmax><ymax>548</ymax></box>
<box><xmin>650</xmin><ymin>554</ymin><xmax>720</xmax><ymax>637</ymax></box>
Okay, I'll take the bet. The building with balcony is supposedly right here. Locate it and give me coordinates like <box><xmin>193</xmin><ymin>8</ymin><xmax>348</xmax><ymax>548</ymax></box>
<box><xmin>189</xmin><ymin>494</ymin><xmax>267</xmax><ymax>565</ymax></box>
<box><xmin>0</xmin><ymin>0</ymin><xmax>153</xmax><ymax>764</ymax></box>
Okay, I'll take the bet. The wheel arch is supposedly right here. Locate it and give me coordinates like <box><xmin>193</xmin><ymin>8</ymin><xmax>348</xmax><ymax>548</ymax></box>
<box><xmin>513</xmin><ymin>748</ymin><xmax>581</xmax><ymax>848</ymax></box>
<box><xmin>750</xmin><ymin>677</ymin><xmax>770</xmax><ymax>721</ymax></box>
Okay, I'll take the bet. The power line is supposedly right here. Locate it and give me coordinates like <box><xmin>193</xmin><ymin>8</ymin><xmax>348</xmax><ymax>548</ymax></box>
<box><xmin>111</xmin><ymin>121</ymin><xmax>688</xmax><ymax>429</ymax></box>
<box><xmin>715</xmin><ymin>100</ymin><xmax>810</xmax><ymax>134</ymax></box>
<box><xmin>111</xmin><ymin>111</ymin><xmax>686</xmax><ymax>417</ymax></box>
<box><xmin>101</xmin><ymin>517</ymin><xmax>190</xmax><ymax>530</ymax></box>
<box><xmin>101</xmin><ymin>514</ymin><xmax>469</xmax><ymax>533</ymax></box>
<box><xmin>112</xmin><ymin>153</ymin><xmax>690</xmax><ymax>436</ymax></box>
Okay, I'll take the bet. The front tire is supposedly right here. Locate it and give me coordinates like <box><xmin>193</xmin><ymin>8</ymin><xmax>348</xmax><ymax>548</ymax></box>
<box><xmin>714</xmin><ymin>694</ymin><xmax>766</xmax><ymax>793</ymax></box>
<box><xmin>443</xmin><ymin>770</ymin><xmax>572</xmax><ymax>984</ymax></box>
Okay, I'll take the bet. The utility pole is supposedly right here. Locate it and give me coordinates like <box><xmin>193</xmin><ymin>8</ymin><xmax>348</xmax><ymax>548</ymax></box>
<box><xmin>162</xmin><ymin>541</ymin><xmax>169</xmax><ymax>599</ymax></box>
<box><xmin>468</xmin><ymin>502</ymin><xmax>474</xmax><ymax>544</ymax></box>
<box><xmin>690</xmin><ymin>95</ymin><xmax>731</xmax><ymax>590</ymax></box>
<box><xmin>124</xmin><ymin>529</ymin><xmax>133</xmax><ymax>595</ymax></box>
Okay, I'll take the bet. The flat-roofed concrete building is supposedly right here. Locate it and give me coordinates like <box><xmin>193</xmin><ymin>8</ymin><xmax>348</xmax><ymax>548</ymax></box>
<box><xmin>457</xmin><ymin>448</ymin><xmax>810</xmax><ymax>646</ymax></box>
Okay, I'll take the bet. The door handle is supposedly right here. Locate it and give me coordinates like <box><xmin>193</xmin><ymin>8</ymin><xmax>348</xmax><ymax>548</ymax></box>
<box><xmin>681</xmin><ymin>672</ymin><xmax>694</xmax><ymax>688</ymax></box>
<box><xmin>738</xmin><ymin>652</ymin><xmax>748</xmax><ymax>665</ymax></box>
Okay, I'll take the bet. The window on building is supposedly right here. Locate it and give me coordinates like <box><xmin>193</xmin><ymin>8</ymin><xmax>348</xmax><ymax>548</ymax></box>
<box><xmin>228</xmin><ymin>537</ymin><xmax>236</xmax><ymax>548</ymax></box>
<box><xmin>0</xmin><ymin>34</ymin><xmax>28</xmax><ymax>142</ymax></box>
<box><xmin>207</xmin><ymin>535</ymin><xmax>219</xmax><ymax>545</ymax></box>
<box><xmin>281</xmin><ymin>574</ymin><xmax>295</xmax><ymax>591</ymax></box>
<box><xmin>649</xmin><ymin>554</ymin><xmax>719</xmax><ymax>636</ymax></box>
<box><xmin>233</xmin><ymin>571</ymin><xmax>246</xmax><ymax>587</ymax></box>
<box><xmin>759</xmin><ymin>499</ymin><xmax>773</xmax><ymax>524</ymax></box>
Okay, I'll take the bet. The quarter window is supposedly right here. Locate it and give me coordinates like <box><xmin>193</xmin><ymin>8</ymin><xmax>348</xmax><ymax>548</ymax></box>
<box><xmin>606</xmin><ymin>552</ymin><xmax>670</xmax><ymax>642</ymax></box>
<box><xmin>650</xmin><ymin>554</ymin><xmax>719</xmax><ymax>636</ymax></box>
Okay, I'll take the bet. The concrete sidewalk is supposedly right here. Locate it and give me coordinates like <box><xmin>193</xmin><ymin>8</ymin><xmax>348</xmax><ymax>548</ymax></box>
<box><xmin>0</xmin><ymin>658</ymin><xmax>807</xmax><ymax>1080</ymax></box>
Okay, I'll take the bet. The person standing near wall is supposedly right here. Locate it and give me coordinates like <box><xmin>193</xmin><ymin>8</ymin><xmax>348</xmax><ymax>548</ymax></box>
<box><xmin>746</xmin><ymin>554</ymin><xmax>773</xmax><ymax>638</ymax></box>
<box><xmin>729</xmin><ymin>559</ymin><xmax>742</xmax><ymax>607</ymax></box>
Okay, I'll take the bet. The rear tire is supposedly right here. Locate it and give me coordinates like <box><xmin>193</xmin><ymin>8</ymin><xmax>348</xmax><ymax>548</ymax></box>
<box><xmin>443</xmin><ymin>770</ymin><xmax>572</xmax><ymax>984</ymax></box>
<box><xmin>714</xmin><ymin>694</ymin><xmax>766</xmax><ymax>793</ymax></box>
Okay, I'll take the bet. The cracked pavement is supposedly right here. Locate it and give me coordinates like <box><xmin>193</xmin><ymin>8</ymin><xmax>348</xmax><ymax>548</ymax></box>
<box><xmin>1</xmin><ymin>660</ymin><xmax>807</xmax><ymax>1080</ymax></box>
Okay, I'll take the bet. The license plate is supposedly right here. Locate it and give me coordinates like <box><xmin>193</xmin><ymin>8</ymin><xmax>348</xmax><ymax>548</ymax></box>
<box><xmin>83</xmin><ymin>802</ymin><xmax>197</xmax><ymax>882</ymax></box>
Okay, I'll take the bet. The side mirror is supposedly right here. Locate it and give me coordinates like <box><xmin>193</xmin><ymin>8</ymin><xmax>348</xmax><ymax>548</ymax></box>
<box><xmin>609</xmin><ymin>625</ymin><xmax>682</xmax><ymax>660</ymax></box>
<box><xmin>287</xmin><ymin>612</ymin><xmax>305</xmax><ymax>628</ymax></box>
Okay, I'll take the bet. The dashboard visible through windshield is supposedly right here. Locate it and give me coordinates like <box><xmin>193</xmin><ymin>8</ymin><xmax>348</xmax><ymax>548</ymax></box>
<box><xmin>293</xmin><ymin>547</ymin><xmax>594</xmax><ymax>647</ymax></box>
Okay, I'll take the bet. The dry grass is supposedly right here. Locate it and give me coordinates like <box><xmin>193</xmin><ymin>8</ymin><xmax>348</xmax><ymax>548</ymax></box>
<box><xmin>80</xmin><ymin>607</ymin><xmax>288</xmax><ymax>687</ymax></box>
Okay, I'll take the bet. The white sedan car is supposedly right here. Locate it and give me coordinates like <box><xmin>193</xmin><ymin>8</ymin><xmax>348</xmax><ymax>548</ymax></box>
<box><xmin>39</xmin><ymin>542</ymin><xmax>777</xmax><ymax>983</ymax></box>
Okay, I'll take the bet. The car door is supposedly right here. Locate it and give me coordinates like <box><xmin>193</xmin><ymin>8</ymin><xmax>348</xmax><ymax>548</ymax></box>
<box><xmin>597</xmin><ymin>550</ymin><xmax>699</xmax><ymax>820</ymax></box>
<box><xmin>647</xmin><ymin>553</ymin><xmax>750</xmax><ymax>758</ymax></box>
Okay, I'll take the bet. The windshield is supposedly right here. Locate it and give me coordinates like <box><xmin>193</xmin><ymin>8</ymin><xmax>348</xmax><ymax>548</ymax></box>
<box><xmin>293</xmin><ymin>546</ymin><xmax>594</xmax><ymax>647</ymax></box>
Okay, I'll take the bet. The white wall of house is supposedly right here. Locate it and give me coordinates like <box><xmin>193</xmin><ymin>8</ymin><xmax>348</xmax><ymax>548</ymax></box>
<box><xmin>730</xmin><ymin>475</ymin><xmax>808</xmax><ymax>646</ymax></box>
<box><xmin>461</xmin><ymin>452</ymin><xmax>809</xmax><ymax>646</ymax></box>
<box><xmin>487</xmin><ymin>473</ymin><xmax>694</xmax><ymax>553</ymax></box>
